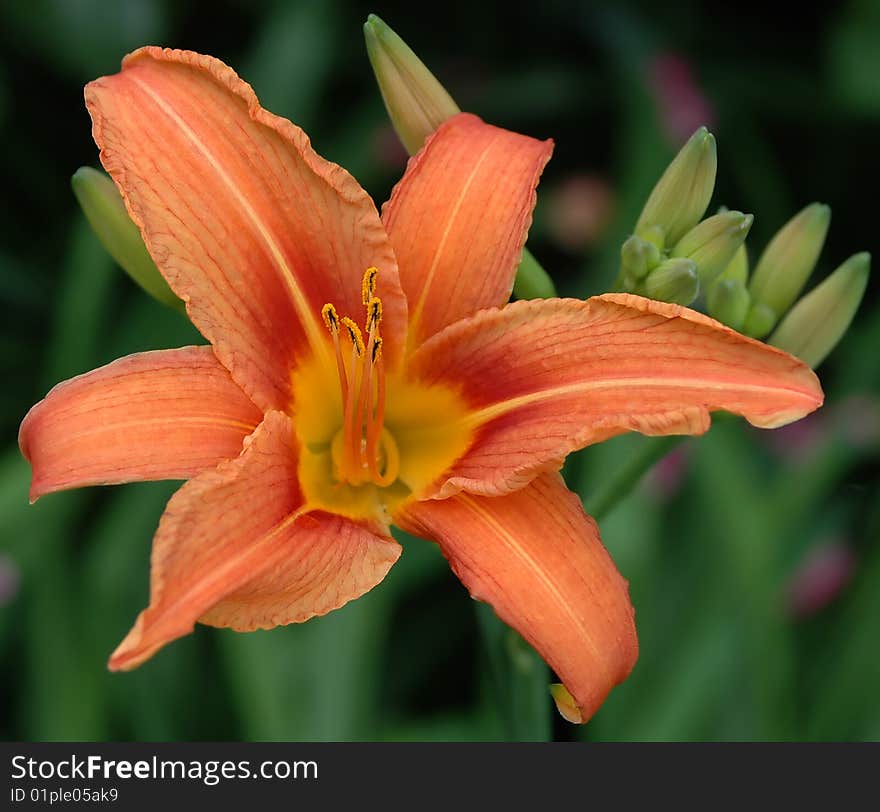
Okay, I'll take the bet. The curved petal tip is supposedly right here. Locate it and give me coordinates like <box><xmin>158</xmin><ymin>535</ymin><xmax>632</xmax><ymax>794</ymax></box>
<box><xmin>550</xmin><ymin>683</ymin><xmax>586</xmax><ymax>724</ymax></box>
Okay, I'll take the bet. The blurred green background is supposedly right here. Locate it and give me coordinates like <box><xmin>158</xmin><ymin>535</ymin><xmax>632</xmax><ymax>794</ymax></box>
<box><xmin>1</xmin><ymin>0</ymin><xmax>878</xmax><ymax>742</ymax></box>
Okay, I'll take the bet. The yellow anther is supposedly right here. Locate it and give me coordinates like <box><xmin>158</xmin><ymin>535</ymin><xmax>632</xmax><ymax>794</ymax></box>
<box><xmin>321</xmin><ymin>303</ymin><xmax>339</xmax><ymax>332</ymax></box>
<box><xmin>341</xmin><ymin>317</ymin><xmax>365</xmax><ymax>356</ymax></box>
<box><xmin>362</xmin><ymin>266</ymin><xmax>378</xmax><ymax>305</ymax></box>
<box><xmin>368</xmin><ymin>297</ymin><xmax>383</xmax><ymax>330</ymax></box>
<box><xmin>371</xmin><ymin>335</ymin><xmax>383</xmax><ymax>363</ymax></box>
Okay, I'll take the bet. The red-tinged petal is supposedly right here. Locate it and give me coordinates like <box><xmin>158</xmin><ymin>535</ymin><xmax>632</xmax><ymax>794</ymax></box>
<box><xmin>109</xmin><ymin>410</ymin><xmax>400</xmax><ymax>671</ymax></box>
<box><xmin>396</xmin><ymin>472</ymin><xmax>638</xmax><ymax>724</ymax></box>
<box><xmin>409</xmin><ymin>294</ymin><xmax>823</xmax><ymax>497</ymax></box>
<box><xmin>86</xmin><ymin>47</ymin><xmax>409</xmax><ymax>410</ymax></box>
<box><xmin>382</xmin><ymin>112</ymin><xmax>552</xmax><ymax>348</ymax></box>
<box><xmin>19</xmin><ymin>347</ymin><xmax>261</xmax><ymax>502</ymax></box>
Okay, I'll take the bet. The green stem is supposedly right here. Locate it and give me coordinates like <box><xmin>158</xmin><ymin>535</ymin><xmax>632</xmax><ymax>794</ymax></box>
<box><xmin>585</xmin><ymin>435</ymin><xmax>685</xmax><ymax>520</ymax></box>
<box><xmin>475</xmin><ymin>603</ymin><xmax>552</xmax><ymax>741</ymax></box>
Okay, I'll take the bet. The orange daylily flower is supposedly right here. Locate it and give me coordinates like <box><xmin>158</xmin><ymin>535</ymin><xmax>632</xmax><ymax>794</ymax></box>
<box><xmin>19</xmin><ymin>48</ymin><xmax>823</xmax><ymax>724</ymax></box>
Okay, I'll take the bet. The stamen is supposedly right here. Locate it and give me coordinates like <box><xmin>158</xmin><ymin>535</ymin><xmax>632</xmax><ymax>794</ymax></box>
<box><xmin>340</xmin><ymin>317</ymin><xmax>365</xmax><ymax>357</ymax></box>
<box><xmin>367</xmin><ymin>297</ymin><xmax>383</xmax><ymax>331</ymax></box>
<box><xmin>356</xmin><ymin>289</ymin><xmax>383</xmax><ymax>476</ymax></box>
<box><xmin>321</xmin><ymin>303</ymin><xmax>338</xmax><ymax>331</ymax></box>
<box><xmin>362</xmin><ymin>266</ymin><xmax>378</xmax><ymax>305</ymax></box>
<box><xmin>371</xmin><ymin>335</ymin><xmax>383</xmax><ymax>364</ymax></box>
<box><xmin>320</xmin><ymin>267</ymin><xmax>394</xmax><ymax>488</ymax></box>
<box><xmin>321</xmin><ymin>301</ymin><xmax>350</xmax><ymax>417</ymax></box>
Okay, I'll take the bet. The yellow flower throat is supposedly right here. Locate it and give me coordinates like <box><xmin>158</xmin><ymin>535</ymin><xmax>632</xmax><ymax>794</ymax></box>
<box><xmin>293</xmin><ymin>269</ymin><xmax>472</xmax><ymax>522</ymax></box>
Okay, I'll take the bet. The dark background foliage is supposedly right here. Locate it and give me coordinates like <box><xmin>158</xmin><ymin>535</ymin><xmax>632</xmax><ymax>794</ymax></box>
<box><xmin>1</xmin><ymin>0</ymin><xmax>878</xmax><ymax>741</ymax></box>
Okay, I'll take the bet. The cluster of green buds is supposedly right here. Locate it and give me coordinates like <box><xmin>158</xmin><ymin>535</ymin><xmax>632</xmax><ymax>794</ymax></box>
<box><xmin>624</xmin><ymin>130</ymin><xmax>869</xmax><ymax>367</ymax></box>
<box><xmin>619</xmin><ymin>128</ymin><xmax>753</xmax><ymax>306</ymax></box>
<box><xmin>705</xmin><ymin>204</ymin><xmax>869</xmax><ymax>367</ymax></box>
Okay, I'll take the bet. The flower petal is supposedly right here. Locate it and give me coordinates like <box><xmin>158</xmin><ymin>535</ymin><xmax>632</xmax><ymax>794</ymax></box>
<box><xmin>382</xmin><ymin>112</ymin><xmax>552</xmax><ymax>348</ymax></box>
<box><xmin>396</xmin><ymin>472</ymin><xmax>637</xmax><ymax>724</ymax></box>
<box><xmin>410</xmin><ymin>294</ymin><xmax>824</xmax><ymax>497</ymax></box>
<box><xmin>19</xmin><ymin>347</ymin><xmax>261</xmax><ymax>502</ymax></box>
<box><xmin>109</xmin><ymin>410</ymin><xmax>400</xmax><ymax>671</ymax></box>
<box><xmin>86</xmin><ymin>47</ymin><xmax>409</xmax><ymax>410</ymax></box>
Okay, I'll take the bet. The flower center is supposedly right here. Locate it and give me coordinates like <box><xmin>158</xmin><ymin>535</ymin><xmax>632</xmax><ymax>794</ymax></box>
<box><xmin>292</xmin><ymin>268</ymin><xmax>474</xmax><ymax>523</ymax></box>
<box><xmin>330</xmin><ymin>425</ymin><xmax>400</xmax><ymax>487</ymax></box>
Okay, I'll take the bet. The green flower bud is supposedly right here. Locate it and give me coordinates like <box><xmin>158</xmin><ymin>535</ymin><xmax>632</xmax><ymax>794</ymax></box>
<box><xmin>741</xmin><ymin>301</ymin><xmax>778</xmax><ymax>339</ymax></box>
<box><xmin>512</xmin><ymin>248</ymin><xmax>557</xmax><ymax>299</ymax></box>
<box><xmin>634</xmin><ymin>127</ymin><xmax>717</xmax><ymax>246</ymax></box>
<box><xmin>716</xmin><ymin>243</ymin><xmax>749</xmax><ymax>287</ymax></box>
<box><xmin>620</xmin><ymin>235</ymin><xmax>660</xmax><ymax>284</ymax></box>
<box><xmin>769</xmin><ymin>252</ymin><xmax>870</xmax><ymax>368</ymax></box>
<box><xmin>749</xmin><ymin>202</ymin><xmax>831</xmax><ymax>317</ymax></box>
<box><xmin>71</xmin><ymin>167</ymin><xmax>183</xmax><ymax>312</ymax></box>
<box><xmin>671</xmin><ymin>210</ymin><xmax>753</xmax><ymax>286</ymax></box>
<box><xmin>640</xmin><ymin>258</ymin><xmax>700</xmax><ymax>306</ymax></box>
<box><xmin>364</xmin><ymin>14</ymin><xmax>460</xmax><ymax>155</ymax></box>
<box><xmin>364</xmin><ymin>15</ymin><xmax>554</xmax><ymax>300</ymax></box>
<box><xmin>706</xmin><ymin>278</ymin><xmax>751</xmax><ymax>331</ymax></box>
<box><xmin>636</xmin><ymin>224</ymin><xmax>666</xmax><ymax>252</ymax></box>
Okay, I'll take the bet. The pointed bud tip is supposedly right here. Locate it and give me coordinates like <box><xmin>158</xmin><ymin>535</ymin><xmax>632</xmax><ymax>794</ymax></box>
<box><xmin>750</xmin><ymin>202</ymin><xmax>832</xmax><ymax>316</ymax></box>
<box><xmin>769</xmin><ymin>251</ymin><xmax>870</xmax><ymax>368</ymax></box>
<box><xmin>849</xmin><ymin>251</ymin><xmax>871</xmax><ymax>272</ymax></box>
<box><xmin>363</xmin><ymin>13</ymin><xmax>460</xmax><ymax>155</ymax></box>
<box><xmin>801</xmin><ymin>201</ymin><xmax>832</xmax><ymax>236</ymax></box>
<box><xmin>71</xmin><ymin>165</ymin><xmax>105</xmax><ymax>189</ymax></box>
<box><xmin>363</xmin><ymin>13</ymin><xmax>388</xmax><ymax>44</ymax></box>
<box><xmin>689</xmin><ymin>127</ymin><xmax>716</xmax><ymax>164</ymax></box>
<box><xmin>71</xmin><ymin>166</ymin><xmax>118</xmax><ymax>210</ymax></box>
<box><xmin>687</xmin><ymin>124</ymin><xmax>712</xmax><ymax>144</ymax></box>
<box><xmin>808</xmin><ymin>201</ymin><xmax>831</xmax><ymax>222</ymax></box>
<box><xmin>635</xmin><ymin>126</ymin><xmax>718</xmax><ymax>245</ymax></box>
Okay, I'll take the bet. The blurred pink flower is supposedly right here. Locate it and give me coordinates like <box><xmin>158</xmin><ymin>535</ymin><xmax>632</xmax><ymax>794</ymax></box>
<box><xmin>647</xmin><ymin>53</ymin><xmax>716</xmax><ymax>144</ymax></box>
<box><xmin>785</xmin><ymin>540</ymin><xmax>856</xmax><ymax>619</ymax></box>
<box><xmin>763</xmin><ymin>410</ymin><xmax>827</xmax><ymax>463</ymax></box>
<box><xmin>646</xmin><ymin>444</ymin><xmax>691</xmax><ymax>502</ymax></box>
<box><xmin>546</xmin><ymin>173</ymin><xmax>614</xmax><ymax>251</ymax></box>
<box><xmin>765</xmin><ymin>395</ymin><xmax>880</xmax><ymax>463</ymax></box>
